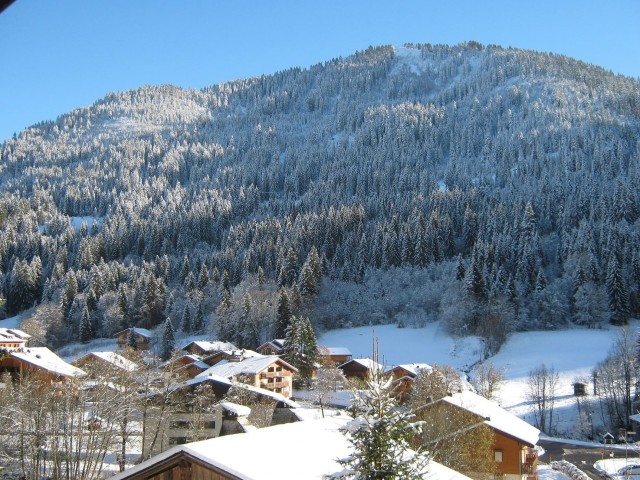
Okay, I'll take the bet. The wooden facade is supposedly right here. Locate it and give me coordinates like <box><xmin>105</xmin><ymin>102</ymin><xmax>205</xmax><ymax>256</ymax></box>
<box><xmin>256</xmin><ymin>340</ymin><xmax>285</xmax><ymax>356</ymax></box>
<box><xmin>338</xmin><ymin>359</ymin><xmax>381</xmax><ymax>380</ymax></box>
<box><xmin>115</xmin><ymin>328</ymin><xmax>154</xmax><ymax>351</ymax></box>
<box><xmin>118</xmin><ymin>452</ymin><xmax>242</xmax><ymax>480</ymax></box>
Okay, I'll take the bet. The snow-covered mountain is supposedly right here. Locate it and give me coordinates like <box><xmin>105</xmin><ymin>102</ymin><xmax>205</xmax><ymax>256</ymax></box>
<box><xmin>1</xmin><ymin>42</ymin><xmax>639</xmax><ymax>352</ymax></box>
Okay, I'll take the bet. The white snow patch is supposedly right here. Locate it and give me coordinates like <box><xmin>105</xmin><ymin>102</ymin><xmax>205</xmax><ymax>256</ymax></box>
<box><xmin>437</xmin><ymin>180</ymin><xmax>447</xmax><ymax>192</ymax></box>
<box><xmin>392</xmin><ymin>45</ymin><xmax>435</xmax><ymax>76</ymax></box>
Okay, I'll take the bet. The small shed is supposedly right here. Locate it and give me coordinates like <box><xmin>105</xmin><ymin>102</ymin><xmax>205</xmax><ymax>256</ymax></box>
<box><xmin>573</xmin><ymin>382</ymin><xmax>587</xmax><ymax>396</ymax></box>
<box><xmin>602</xmin><ymin>432</ymin><xmax>615</xmax><ymax>444</ymax></box>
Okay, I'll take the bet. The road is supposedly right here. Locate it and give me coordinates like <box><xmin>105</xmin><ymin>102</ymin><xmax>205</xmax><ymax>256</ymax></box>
<box><xmin>538</xmin><ymin>437</ymin><xmax>639</xmax><ymax>480</ymax></box>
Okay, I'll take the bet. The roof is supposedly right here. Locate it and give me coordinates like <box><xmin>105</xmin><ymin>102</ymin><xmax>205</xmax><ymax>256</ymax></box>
<box><xmin>221</xmin><ymin>402</ymin><xmax>251</xmax><ymax>417</ymax></box>
<box><xmin>388</xmin><ymin>363</ymin><xmax>433</xmax><ymax>377</ymax></box>
<box><xmin>10</xmin><ymin>347</ymin><xmax>86</xmax><ymax>378</ymax></box>
<box><xmin>115</xmin><ymin>327</ymin><xmax>154</xmax><ymax>339</ymax></box>
<box><xmin>182</xmin><ymin>340</ymin><xmax>237</xmax><ymax>353</ymax></box>
<box><xmin>630</xmin><ymin>414</ymin><xmax>640</xmax><ymax>424</ymax></box>
<box><xmin>339</xmin><ymin>358</ymin><xmax>383</xmax><ymax>372</ymax></box>
<box><xmin>0</xmin><ymin>328</ymin><xmax>29</xmax><ymax>345</ymax></box>
<box><xmin>256</xmin><ymin>340</ymin><xmax>285</xmax><ymax>352</ymax></box>
<box><xmin>110</xmin><ymin>416</ymin><xmax>471</xmax><ymax>480</ymax></box>
<box><xmin>319</xmin><ymin>347</ymin><xmax>352</xmax><ymax>356</ymax></box>
<box><xmin>439</xmin><ymin>391</ymin><xmax>540</xmax><ymax>447</ymax></box>
<box><xmin>75</xmin><ymin>351</ymin><xmax>138</xmax><ymax>372</ymax></box>
<box><xmin>196</xmin><ymin>355</ymin><xmax>298</xmax><ymax>378</ymax></box>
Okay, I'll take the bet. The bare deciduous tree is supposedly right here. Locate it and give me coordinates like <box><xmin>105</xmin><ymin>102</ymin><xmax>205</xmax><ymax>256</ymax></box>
<box><xmin>471</xmin><ymin>361</ymin><xmax>504</xmax><ymax>400</ymax></box>
<box><xmin>527</xmin><ymin>364</ymin><xmax>558</xmax><ymax>434</ymax></box>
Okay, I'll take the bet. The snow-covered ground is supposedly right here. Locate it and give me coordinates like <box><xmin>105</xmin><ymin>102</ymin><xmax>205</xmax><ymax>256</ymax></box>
<box><xmin>318</xmin><ymin>321</ymin><xmax>635</xmax><ymax>436</ymax></box>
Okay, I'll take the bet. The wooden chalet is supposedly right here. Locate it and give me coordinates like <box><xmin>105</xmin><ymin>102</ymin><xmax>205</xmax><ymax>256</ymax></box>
<box><xmin>181</xmin><ymin>340</ymin><xmax>237</xmax><ymax>356</ymax></box>
<box><xmin>317</xmin><ymin>346</ymin><xmax>352</xmax><ymax>365</ymax></box>
<box><xmin>0</xmin><ymin>347</ymin><xmax>86</xmax><ymax>385</ymax></box>
<box><xmin>337</xmin><ymin>358</ymin><xmax>383</xmax><ymax>380</ymax></box>
<box><xmin>115</xmin><ymin>327</ymin><xmax>154</xmax><ymax>351</ymax></box>
<box><xmin>197</xmin><ymin>355</ymin><xmax>298</xmax><ymax>399</ymax></box>
<box><xmin>165</xmin><ymin>353</ymin><xmax>210</xmax><ymax>379</ymax></box>
<box><xmin>256</xmin><ymin>339</ymin><xmax>285</xmax><ymax>356</ymax></box>
<box><xmin>418</xmin><ymin>391</ymin><xmax>540</xmax><ymax>480</ymax></box>
<box><xmin>72</xmin><ymin>351</ymin><xmax>138</xmax><ymax>375</ymax></box>
<box><xmin>385</xmin><ymin>363</ymin><xmax>432</xmax><ymax>402</ymax></box>
<box><xmin>200</xmin><ymin>349</ymin><xmax>263</xmax><ymax>367</ymax></box>
<box><xmin>110</xmin><ymin>417</ymin><xmax>471</xmax><ymax>480</ymax></box>
<box><xmin>0</xmin><ymin>327</ymin><xmax>31</xmax><ymax>350</ymax></box>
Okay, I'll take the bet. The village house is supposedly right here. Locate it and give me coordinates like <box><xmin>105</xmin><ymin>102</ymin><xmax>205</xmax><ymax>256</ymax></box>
<box><xmin>337</xmin><ymin>358</ymin><xmax>383</xmax><ymax>380</ymax></box>
<box><xmin>109</xmin><ymin>416</ymin><xmax>472</xmax><ymax>480</ymax></box>
<box><xmin>115</xmin><ymin>327</ymin><xmax>154</xmax><ymax>351</ymax></box>
<box><xmin>0</xmin><ymin>327</ymin><xmax>31</xmax><ymax>350</ymax></box>
<box><xmin>181</xmin><ymin>340</ymin><xmax>237</xmax><ymax>356</ymax></box>
<box><xmin>0</xmin><ymin>346</ymin><xmax>86</xmax><ymax>385</ymax></box>
<box><xmin>385</xmin><ymin>363</ymin><xmax>432</xmax><ymax>402</ymax></box>
<box><xmin>256</xmin><ymin>339</ymin><xmax>285</xmax><ymax>356</ymax></box>
<box><xmin>317</xmin><ymin>346</ymin><xmax>352</xmax><ymax>365</ymax></box>
<box><xmin>418</xmin><ymin>391</ymin><xmax>540</xmax><ymax>480</ymax></box>
<box><xmin>142</xmin><ymin>373</ymin><xmax>299</xmax><ymax>458</ymax></box>
<box><xmin>200</xmin><ymin>349</ymin><xmax>263</xmax><ymax>367</ymax></box>
<box><xmin>164</xmin><ymin>353</ymin><xmax>210</xmax><ymax>379</ymax></box>
<box><xmin>196</xmin><ymin>355</ymin><xmax>298</xmax><ymax>399</ymax></box>
<box><xmin>72</xmin><ymin>351</ymin><xmax>138</xmax><ymax>375</ymax></box>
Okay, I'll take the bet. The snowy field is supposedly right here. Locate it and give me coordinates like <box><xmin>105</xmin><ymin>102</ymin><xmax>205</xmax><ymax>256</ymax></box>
<box><xmin>319</xmin><ymin>321</ymin><xmax>637</xmax><ymax>436</ymax></box>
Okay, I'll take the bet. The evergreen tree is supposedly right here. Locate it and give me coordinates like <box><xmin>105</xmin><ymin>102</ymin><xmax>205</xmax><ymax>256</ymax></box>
<box><xmin>127</xmin><ymin>328</ymin><xmax>138</xmax><ymax>350</ymax></box>
<box><xmin>607</xmin><ymin>257</ymin><xmax>630</xmax><ymax>325</ymax></box>
<box><xmin>161</xmin><ymin>316</ymin><xmax>176</xmax><ymax>361</ymax></box>
<box><xmin>193</xmin><ymin>303</ymin><xmax>205</xmax><ymax>332</ymax></box>
<box><xmin>338</xmin><ymin>366</ymin><xmax>428</xmax><ymax>479</ymax></box>
<box><xmin>283</xmin><ymin>316</ymin><xmax>318</xmax><ymax>378</ymax></box>
<box><xmin>455</xmin><ymin>255</ymin><xmax>465</xmax><ymax>281</ymax></box>
<box><xmin>181</xmin><ymin>304</ymin><xmax>192</xmax><ymax>333</ymax></box>
<box><xmin>79</xmin><ymin>305</ymin><xmax>93</xmax><ymax>343</ymax></box>
<box><xmin>275</xmin><ymin>289</ymin><xmax>291</xmax><ymax>338</ymax></box>
<box><xmin>198</xmin><ymin>263</ymin><xmax>210</xmax><ymax>289</ymax></box>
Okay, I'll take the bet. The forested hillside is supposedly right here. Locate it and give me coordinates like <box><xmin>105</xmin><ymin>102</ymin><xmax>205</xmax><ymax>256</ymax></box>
<box><xmin>1</xmin><ymin>42</ymin><xmax>639</xmax><ymax>352</ymax></box>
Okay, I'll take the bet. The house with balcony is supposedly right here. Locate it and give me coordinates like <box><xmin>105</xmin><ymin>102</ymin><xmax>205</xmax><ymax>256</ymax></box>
<box><xmin>0</xmin><ymin>346</ymin><xmax>86</xmax><ymax>385</ymax></box>
<box><xmin>256</xmin><ymin>339</ymin><xmax>286</xmax><ymax>356</ymax></box>
<box><xmin>0</xmin><ymin>327</ymin><xmax>31</xmax><ymax>350</ymax></box>
<box><xmin>196</xmin><ymin>355</ymin><xmax>298</xmax><ymax>399</ymax></box>
<box><xmin>417</xmin><ymin>391</ymin><xmax>540</xmax><ymax>480</ymax></box>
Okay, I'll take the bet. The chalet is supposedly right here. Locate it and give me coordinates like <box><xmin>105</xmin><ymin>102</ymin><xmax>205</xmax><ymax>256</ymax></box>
<box><xmin>0</xmin><ymin>327</ymin><xmax>31</xmax><ymax>350</ymax></box>
<box><xmin>72</xmin><ymin>351</ymin><xmax>138</xmax><ymax>374</ymax></box>
<box><xmin>196</xmin><ymin>355</ymin><xmax>298</xmax><ymax>399</ymax></box>
<box><xmin>317</xmin><ymin>346</ymin><xmax>352</xmax><ymax>365</ymax></box>
<box><xmin>165</xmin><ymin>353</ymin><xmax>210</xmax><ymax>379</ymax></box>
<box><xmin>386</xmin><ymin>363</ymin><xmax>432</xmax><ymax>401</ymax></box>
<box><xmin>181</xmin><ymin>340</ymin><xmax>237</xmax><ymax>356</ymax></box>
<box><xmin>338</xmin><ymin>358</ymin><xmax>383</xmax><ymax>380</ymax></box>
<box><xmin>110</xmin><ymin>416</ymin><xmax>472</xmax><ymax>480</ymax></box>
<box><xmin>115</xmin><ymin>327</ymin><xmax>154</xmax><ymax>351</ymax></box>
<box><xmin>200</xmin><ymin>349</ymin><xmax>263</xmax><ymax>367</ymax></box>
<box><xmin>142</xmin><ymin>374</ymin><xmax>299</xmax><ymax>457</ymax></box>
<box><xmin>0</xmin><ymin>347</ymin><xmax>86</xmax><ymax>385</ymax></box>
<box><xmin>256</xmin><ymin>339</ymin><xmax>285</xmax><ymax>356</ymax></box>
<box><xmin>418</xmin><ymin>391</ymin><xmax>540</xmax><ymax>480</ymax></box>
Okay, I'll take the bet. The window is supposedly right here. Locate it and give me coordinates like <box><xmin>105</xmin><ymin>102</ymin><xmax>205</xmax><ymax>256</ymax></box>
<box><xmin>170</xmin><ymin>420</ymin><xmax>191</xmax><ymax>429</ymax></box>
<box><xmin>169</xmin><ymin>437</ymin><xmax>187</xmax><ymax>445</ymax></box>
<box><xmin>494</xmin><ymin>450</ymin><xmax>503</xmax><ymax>463</ymax></box>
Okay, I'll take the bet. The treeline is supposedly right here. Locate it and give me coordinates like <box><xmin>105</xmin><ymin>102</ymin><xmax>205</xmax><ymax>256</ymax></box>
<box><xmin>0</xmin><ymin>42</ymin><xmax>639</xmax><ymax>349</ymax></box>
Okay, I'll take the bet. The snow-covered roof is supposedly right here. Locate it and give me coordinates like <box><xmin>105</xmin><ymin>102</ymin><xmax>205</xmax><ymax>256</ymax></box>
<box><xmin>220</xmin><ymin>401</ymin><xmax>251</xmax><ymax>417</ymax></box>
<box><xmin>630</xmin><ymin>414</ymin><xmax>640</xmax><ymax>424</ymax></box>
<box><xmin>196</xmin><ymin>355</ymin><xmax>298</xmax><ymax>378</ymax></box>
<box><xmin>110</xmin><ymin>416</ymin><xmax>471</xmax><ymax>480</ymax></box>
<box><xmin>388</xmin><ymin>363</ymin><xmax>433</xmax><ymax>377</ymax></box>
<box><xmin>0</xmin><ymin>327</ymin><xmax>29</xmax><ymax>345</ymax></box>
<box><xmin>319</xmin><ymin>346</ymin><xmax>352</xmax><ymax>356</ymax></box>
<box><xmin>182</xmin><ymin>340</ymin><xmax>237</xmax><ymax>352</ymax></box>
<box><xmin>115</xmin><ymin>327</ymin><xmax>154</xmax><ymax>339</ymax></box>
<box><xmin>440</xmin><ymin>391</ymin><xmax>540</xmax><ymax>447</ymax></box>
<box><xmin>339</xmin><ymin>358</ymin><xmax>383</xmax><ymax>372</ymax></box>
<box><xmin>76</xmin><ymin>351</ymin><xmax>138</xmax><ymax>372</ymax></box>
<box><xmin>11</xmin><ymin>347</ymin><xmax>86</xmax><ymax>378</ymax></box>
<box><xmin>257</xmin><ymin>340</ymin><xmax>285</xmax><ymax>352</ymax></box>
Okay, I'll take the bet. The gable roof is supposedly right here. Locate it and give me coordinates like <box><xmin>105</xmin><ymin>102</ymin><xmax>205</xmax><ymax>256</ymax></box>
<box><xmin>10</xmin><ymin>347</ymin><xmax>86</xmax><ymax>378</ymax></box>
<box><xmin>318</xmin><ymin>346</ymin><xmax>352</xmax><ymax>356</ymax></box>
<box><xmin>74</xmin><ymin>351</ymin><xmax>138</xmax><ymax>372</ymax></box>
<box><xmin>115</xmin><ymin>327</ymin><xmax>154</xmax><ymax>339</ymax></box>
<box><xmin>439</xmin><ymin>391</ymin><xmax>540</xmax><ymax>447</ymax></box>
<box><xmin>338</xmin><ymin>358</ymin><xmax>383</xmax><ymax>372</ymax></box>
<box><xmin>256</xmin><ymin>340</ymin><xmax>285</xmax><ymax>352</ymax></box>
<box><xmin>109</xmin><ymin>416</ymin><xmax>470</xmax><ymax>480</ymax></box>
<box><xmin>196</xmin><ymin>355</ymin><xmax>298</xmax><ymax>379</ymax></box>
<box><xmin>0</xmin><ymin>327</ymin><xmax>31</xmax><ymax>340</ymax></box>
<box><xmin>182</xmin><ymin>340</ymin><xmax>237</xmax><ymax>353</ymax></box>
<box><xmin>388</xmin><ymin>363</ymin><xmax>432</xmax><ymax>377</ymax></box>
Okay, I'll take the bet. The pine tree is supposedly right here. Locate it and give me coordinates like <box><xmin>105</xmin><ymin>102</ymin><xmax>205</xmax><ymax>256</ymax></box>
<box><xmin>79</xmin><ymin>305</ymin><xmax>93</xmax><ymax>343</ymax></box>
<box><xmin>338</xmin><ymin>366</ymin><xmax>428</xmax><ymax>479</ymax></box>
<box><xmin>283</xmin><ymin>316</ymin><xmax>318</xmax><ymax>378</ymax></box>
<box><xmin>161</xmin><ymin>317</ymin><xmax>176</xmax><ymax>361</ymax></box>
<box><xmin>607</xmin><ymin>257</ymin><xmax>630</xmax><ymax>325</ymax></box>
<box><xmin>198</xmin><ymin>263</ymin><xmax>210</xmax><ymax>289</ymax></box>
<box><xmin>455</xmin><ymin>255</ymin><xmax>465</xmax><ymax>281</ymax></box>
<box><xmin>181</xmin><ymin>305</ymin><xmax>192</xmax><ymax>333</ymax></box>
<box><xmin>193</xmin><ymin>303</ymin><xmax>204</xmax><ymax>332</ymax></box>
<box><xmin>275</xmin><ymin>289</ymin><xmax>291</xmax><ymax>338</ymax></box>
<box><xmin>127</xmin><ymin>328</ymin><xmax>138</xmax><ymax>350</ymax></box>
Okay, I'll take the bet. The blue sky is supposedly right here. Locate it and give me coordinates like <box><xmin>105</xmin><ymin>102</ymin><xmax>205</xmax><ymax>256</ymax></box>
<box><xmin>1</xmin><ymin>0</ymin><xmax>638</xmax><ymax>142</ymax></box>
